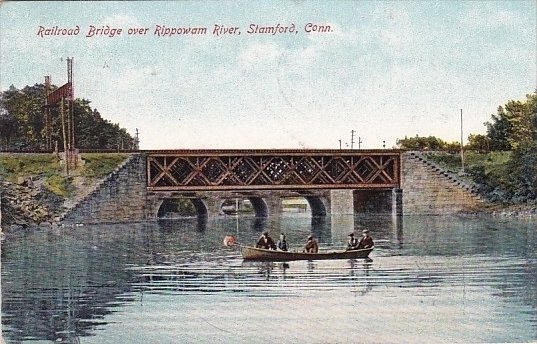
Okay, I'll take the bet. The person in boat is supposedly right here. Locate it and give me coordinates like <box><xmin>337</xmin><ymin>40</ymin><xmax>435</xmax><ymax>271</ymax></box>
<box><xmin>277</xmin><ymin>233</ymin><xmax>289</xmax><ymax>251</ymax></box>
<box><xmin>303</xmin><ymin>235</ymin><xmax>319</xmax><ymax>253</ymax></box>
<box><xmin>346</xmin><ymin>232</ymin><xmax>359</xmax><ymax>250</ymax></box>
<box><xmin>357</xmin><ymin>229</ymin><xmax>374</xmax><ymax>249</ymax></box>
<box><xmin>256</xmin><ymin>231</ymin><xmax>277</xmax><ymax>250</ymax></box>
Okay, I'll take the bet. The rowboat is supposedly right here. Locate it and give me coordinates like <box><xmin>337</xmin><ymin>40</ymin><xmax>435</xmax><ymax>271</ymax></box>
<box><xmin>240</xmin><ymin>245</ymin><xmax>373</xmax><ymax>261</ymax></box>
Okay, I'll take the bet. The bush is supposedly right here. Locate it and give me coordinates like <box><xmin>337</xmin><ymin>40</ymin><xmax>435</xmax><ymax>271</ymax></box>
<box><xmin>45</xmin><ymin>175</ymin><xmax>75</xmax><ymax>197</ymax></box>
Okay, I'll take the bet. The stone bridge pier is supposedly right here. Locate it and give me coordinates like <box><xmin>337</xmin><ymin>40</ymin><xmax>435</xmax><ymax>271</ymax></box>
<box><xmin>149</xmin><ymin>190</ymin><xmax>333</xmax><ymax>219</ymax></box>
<box><xmin>60</xmin><ymin>151</ymin><xmax>483</xmax><ymax>225</ymax></box>
<box><xmin>60</xmin><ymin>153</ymin><xmax>402</xmax><ymax>224</ymax></box>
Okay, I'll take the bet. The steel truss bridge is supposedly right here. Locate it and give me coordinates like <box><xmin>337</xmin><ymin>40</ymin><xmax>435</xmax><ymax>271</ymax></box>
<box><xmin>146</xmin><ymin>150</ymin><xmax>401</xmax><ymax>191</ymax></box>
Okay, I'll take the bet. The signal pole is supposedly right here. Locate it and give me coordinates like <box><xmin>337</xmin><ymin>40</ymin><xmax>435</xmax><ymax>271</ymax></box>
<box><xmin>44</xmin><ymin>76</ymin><xmax>52</xmax><ymax>150</ymax></box>
<box><xmin>460</xmin><ymin>109</ymin><xmax>464</xmax><ymax>173</ymax></box>
<box><xmin>350</xmin><ymin>130</ymin><xmax>355</xmax><ymax>149</ymax></box>
<box><xmin>67</xmin><ymin>57</ymin><xmax>75</xmax><ymax>149</ymax></box>
<box><xmin>60</xmin><ymin>96</ymin><xmax>69</xmax><ymax>176</ymax></box>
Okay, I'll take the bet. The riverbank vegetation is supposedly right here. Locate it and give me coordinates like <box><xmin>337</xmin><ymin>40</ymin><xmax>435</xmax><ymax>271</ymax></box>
<box><xmin>80</xmin><ymin>153</ymin><xmax>129</xmax><ymax>179</ymax></box>
<box><xmin>0</xmin><ymin>153</ymin><xmax>130</xmax><ymax>229</ymax></box>
<box><xmin>398</xmin><ymin>92</ymin><xmax>537</xmax><ymax>205</ymax></box>
<box><xmin>0</xmin><ymin>153</ymin><xmax>128</xmax><ymax>197</ymax></box>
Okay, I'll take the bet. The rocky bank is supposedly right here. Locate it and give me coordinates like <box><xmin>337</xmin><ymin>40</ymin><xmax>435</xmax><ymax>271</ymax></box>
<box><xmin>1</xmin><ymin>178</ymin><xmax>65</xmax><ymax>231</ymax></box>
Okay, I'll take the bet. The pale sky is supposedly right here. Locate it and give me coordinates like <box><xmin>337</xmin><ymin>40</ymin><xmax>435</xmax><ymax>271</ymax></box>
<box><xmin>1</xmin><ymin>1</ymin><xmax>535</xmax><ymax>149</ymax></box>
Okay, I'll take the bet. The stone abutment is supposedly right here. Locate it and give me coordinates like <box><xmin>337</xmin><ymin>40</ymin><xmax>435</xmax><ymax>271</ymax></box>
<box><xmin>61</xmin><ymin>152</ymin><xmax>486</xmax><ymax>224</ymax></box>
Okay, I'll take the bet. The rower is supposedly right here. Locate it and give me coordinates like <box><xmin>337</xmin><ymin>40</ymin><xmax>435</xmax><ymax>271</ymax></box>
<box><xmin>256</xmin><ymin>231</ymin><xmax>277</xmax><ymax>250</ymax></box>
<box><xmin>303</xmin><ymin>235</ymin><xmax>319</xmax><ymax>253</ymax></box>
<box><xmin>357</xmin><ymin>229</ymin><xmax>374</xmax><ymax>249</ymax></box>
<box><xmin>277</xmin><ymin>233</ymin><xmax>289</xmax><ymax>251</ymax></box>
<box><xmin>346</xmin><ymin>232</ymin><xmax>359</xmax><ymax>250</ymax></box>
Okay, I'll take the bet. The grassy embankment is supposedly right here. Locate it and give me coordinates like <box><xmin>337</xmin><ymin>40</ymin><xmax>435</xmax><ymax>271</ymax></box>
<box><xmin>0</xmin><ymin>153</ymin><xmax>129</xmax><ymax>197</ymax></box>
<box><xmin>424</xmin><ymin>151</ymin><xmax>513</xmax><ymax>202</ymax></box>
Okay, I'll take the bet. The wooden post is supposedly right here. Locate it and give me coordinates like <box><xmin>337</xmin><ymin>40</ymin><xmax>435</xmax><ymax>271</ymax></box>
<box><xmin>44</xmin><ymin>76</ymin><xmax>51</xmax><ymax>150</ymax></box>
<box><xmin>67</xmin><ymin>57</ymin><xmax>75</xmax><ymax>149</ymax></box>
<box><xmin>60</xmin><ymin>97</ymin><xmax>69</xmax><ymax>176</ymax></box>
<box><xmin>67</xmin><ymin>94</ymin><xmax>71</xmax><ymax>151</ymax></box>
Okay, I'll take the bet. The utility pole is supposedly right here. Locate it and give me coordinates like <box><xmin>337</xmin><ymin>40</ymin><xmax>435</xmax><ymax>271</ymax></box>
<box><xmin>44</xmin><ymin>76</ymin><xmax>52</xmax><ymax>150</ymax></box>
<box><xmin>60</xmin><ymin>97</ymin><xmax>69</xmax><ymax>176</ymax></box>
<box><xmin>67</xmin><ymin>57</ymin><xmax>75</xmax><ymax>149</ymax></box>
<box><xmin>358</xmin><ymin>136</ymin><xmax>362</xmax><ymax>149</ymax></box>
<box><xmin>134</xmin><ymin>128</ymin><xmax>140</xmax><ymax>150</ymax></box>
<box><xmin>350</xmin><ymin>130</ymin><xmax>355</xmax><ymax>149</ymax></box>
<box><xmin>338</xmin><ymin>139</ymin><xmax>342</xmax><ymax>150</ymax></box>
<box><xmin>460</xmin><ymin>109</ymin><xmax>465</xmax><ymax>173</ymax></box>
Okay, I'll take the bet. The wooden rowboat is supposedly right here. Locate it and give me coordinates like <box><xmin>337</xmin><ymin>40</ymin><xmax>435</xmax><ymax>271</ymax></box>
<box><xmin>241</xmin><ymin>245</ymin><xmax>373</xmax><ymax>261</ymax></box>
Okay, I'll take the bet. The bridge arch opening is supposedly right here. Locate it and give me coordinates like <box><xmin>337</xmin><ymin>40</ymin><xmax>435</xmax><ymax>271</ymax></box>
<box><xmin>220</xmin><ymin>198</ymin><xmax>258</xmax><ymax>216</ymax></box>
<box><xmin>281</xmin><ymin>196</ymin><xmax>327</xmax><ymax>217</ymax></box>
<box><xmin>156</xmin><ymin>198</ymin><xmax>208</xmax><ymax>219</ymax></box>
<box><xmin>247</xmin><ymin>197</ymin><xmax>269</xmax><ymax>218</ymax></box>
<box><xmin>304</xmin><ymin>196</ymin><xmax>327</xmax><ymax>217</ymax></box>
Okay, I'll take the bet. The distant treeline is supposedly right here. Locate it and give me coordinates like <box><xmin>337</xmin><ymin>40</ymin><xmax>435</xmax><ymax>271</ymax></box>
<box><xmin>397</xmin><ymin>92</ymin><xmax>537</xmax><ymax>203</ymax></box>
<box><xmin>0</xmin><ymin>83</ymin><xmax>134</xmax><ymax>150</ymax></box>
<box><xmin>397</xmin><ymin>92</ymin><xmax>537</xmax><ymax>153</ymax></box>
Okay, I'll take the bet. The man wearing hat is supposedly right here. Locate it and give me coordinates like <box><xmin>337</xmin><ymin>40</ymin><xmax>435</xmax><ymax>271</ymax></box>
<box><xmin>277</xmin><ymin>233</ymin><xmax>289</xmax><ymax>251</ymax></box>
<box><xmin>303</xmin><ymin>235</ymin><xmax>319</xmax><ymax>253</ymax></box>
<box><xmin>357</xmin><ymin>229</ymin><xmax>374</xmax><ymax>249</ymax></box>
<box><xmin>255</xmin><ymin>231</ymin><xmax>277</xmax><ymax>250</ymax></box>
<box><xmin>346</xmin><ymin>232</ymin><xmax>359</xmax><ymax>250</ymax></box>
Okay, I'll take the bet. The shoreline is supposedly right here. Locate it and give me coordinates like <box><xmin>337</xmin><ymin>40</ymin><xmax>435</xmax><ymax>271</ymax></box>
<box><xmin>1</xmin><ymin>180</ymin><xmax>535</xmax><ymax>234</ymax></box>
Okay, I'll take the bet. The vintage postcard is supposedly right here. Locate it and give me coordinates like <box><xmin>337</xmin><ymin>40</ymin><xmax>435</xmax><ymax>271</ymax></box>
<box><xmin>1</xmin><ymin>1</ymin><xmax>536</xmax><ymax>343</ymax></box>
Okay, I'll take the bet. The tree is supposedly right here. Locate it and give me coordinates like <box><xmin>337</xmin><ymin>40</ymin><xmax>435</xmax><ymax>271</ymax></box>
<box><xmin>466</xmin><ymin>134</ymin><xmax>491</xmax><ymax>152</ymax></box>
<box><xmin>485</xmin><ymin>92</ymin><xmax>537</xmax><ymax>151</ymax></box>
<box><xmin>0</xmin><ymin>83</ymin><xmax>134</xmax><ymax>150</ymax></box>
<box><xmin>509</xmin><ymin>141</ymin><xmax>537</xmax><ymax>201</ymax></box>
<box><xmin>396</xmin><ymin>135</ymin><xmax>447</xmax><ymax>150</ymax></box>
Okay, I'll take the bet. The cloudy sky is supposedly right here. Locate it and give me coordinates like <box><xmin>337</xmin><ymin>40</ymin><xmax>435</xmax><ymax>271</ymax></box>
<box><xmin>1</xmin><ymin>1</ymin><xmax>535</xmax><ymax>149</ymax></box>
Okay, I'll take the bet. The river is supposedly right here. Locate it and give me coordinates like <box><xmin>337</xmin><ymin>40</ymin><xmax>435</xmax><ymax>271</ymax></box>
<box><xmin>1</xmin><ymin>214</ymin><xmax>536</xmax><ymax>343</ymax></box>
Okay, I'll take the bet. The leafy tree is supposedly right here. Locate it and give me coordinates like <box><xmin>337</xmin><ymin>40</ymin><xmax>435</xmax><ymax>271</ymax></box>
<box><xmin>396</xmin><ymin>135</ymin><xmax>447</xmax><ymax>150</ymax></box>
<box><xmin>0</xmin><ymin>84</ymin><xmax>134</xmax><ymax>150</ymax></box>
<box><xmin>485</xmin><ymin>92</ymin><xmax>537</xmax><ymax>150</ymax></box>
<box><xmin>509</xmin><ymin>141</ymin><xmax>537</xmax><ymax>201</ymax></box>
<box><xmin>466</xmin><ymin>134</ymin><xmax>491</xmax><ymax>152</ymax></box>
<box><xmin>444</xmin><ymin>141</ymin><xmax>461</xmax><ymax>154</ymax></box>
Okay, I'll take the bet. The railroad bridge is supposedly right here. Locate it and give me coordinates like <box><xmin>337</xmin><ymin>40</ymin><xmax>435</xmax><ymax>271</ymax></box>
<box><xmin>60</xmin><ymin>149</ymin><xmax>484</xmax><ymax>224</ymax></box>
<box><xmin>145</xmin><ymin>149</ymin><xmax>402</xmax><ymax>218</ymax></box>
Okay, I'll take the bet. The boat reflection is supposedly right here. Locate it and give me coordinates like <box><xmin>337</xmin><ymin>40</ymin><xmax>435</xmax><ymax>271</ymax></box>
<box><xmin>2</xmin><ymin>216</ymin><xmax>536</xmax><ymax>343</ymax></box>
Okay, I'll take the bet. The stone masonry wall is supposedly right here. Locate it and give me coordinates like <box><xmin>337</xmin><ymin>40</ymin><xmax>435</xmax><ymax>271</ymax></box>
<box><xmin>60</xmin><ymin>151</ymin><xmax>486</xmax><ymax>223</ymax></box>
<box><xmin>330</xmin><ymin>189</ymin><xmax>354</xmax><ymax>215</ymax></box>
<box><xmin>62</xmin><ymin>154</ymin><xmax>151</xmax><ymax>224</ymax></box>
<box><xmin>402</xmin><ymin>152</ymin><xmax>484</xmax><ymax>215</ymax></box>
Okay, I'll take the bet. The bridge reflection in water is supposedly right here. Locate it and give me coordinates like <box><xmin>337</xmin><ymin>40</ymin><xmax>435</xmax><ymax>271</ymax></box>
<box><xmin>1</xmin><ymin>216</ymin><xmax>536</xmax><ymax>343</ymax></box>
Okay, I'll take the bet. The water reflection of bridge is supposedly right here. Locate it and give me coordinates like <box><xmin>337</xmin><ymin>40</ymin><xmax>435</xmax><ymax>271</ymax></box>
<box><xmin>3</xmin><ymin>219</ymin><xmax>536</xmax><ymax>342</ymax></box>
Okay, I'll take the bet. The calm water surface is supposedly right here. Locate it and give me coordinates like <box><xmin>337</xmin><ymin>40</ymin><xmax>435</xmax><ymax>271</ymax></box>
<box><xmin>1</xmin><ymin>215</ymin><xmax>536</xmax><ymax>343</ymax></box>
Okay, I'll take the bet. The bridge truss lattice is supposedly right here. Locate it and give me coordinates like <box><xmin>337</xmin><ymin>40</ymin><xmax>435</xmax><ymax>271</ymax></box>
<box><xmin>147</xmin><ymin>150</ymin><xmax>401</xmax><ymax>191</ymax></box>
